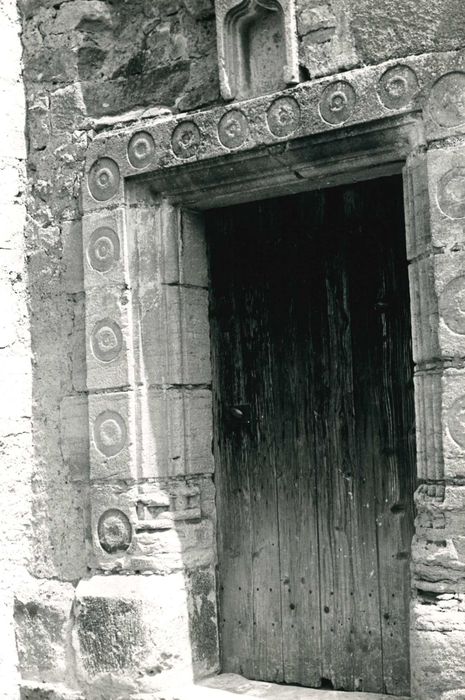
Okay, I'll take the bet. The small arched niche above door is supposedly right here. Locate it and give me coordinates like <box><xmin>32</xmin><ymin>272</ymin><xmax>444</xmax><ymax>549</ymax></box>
<box><xmin>215</xmin><ymin>0</ymin><xmax>300</xmax><ymax>100</ymax></box>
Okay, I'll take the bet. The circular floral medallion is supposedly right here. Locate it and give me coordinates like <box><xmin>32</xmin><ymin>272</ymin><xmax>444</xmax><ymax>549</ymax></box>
<box><xmin>377</xmin><ymin>65</ymin><xmax>419</xmax><ymax>109</ymax></box>
<box><xmin>91</xmin><ymin>319</ymin><xmax>123</xmax><ymax>363</ymax></box>
<box><xmin>428</xmin><ymin>72</ymin><xmax>465</xmax><ymax>127</ymax></box>
<box><xmin>128</xmin><ymin>131</ymin><xmax>155</xmax><ymax>169</ymax></box>
<box><xmin>267</xmin><ymin>96</ymin><xmax>301</xmax><ymax>138</ymax></box>
<box><xmin>439</xmin><ymin>277</ymin><xmax>465</xmax><ymax>335</ymax></box>
<box><xmin>437</xmin><ymin>167</ymin><xmax>465</xmax><ymax>219</ymax></box>
<box><xmin>88</xmin><ymin>157</ymin><xmax>120</xmax><ymax>201</ymax></box>
<box><xmin>218</xmin><ymin>110</ymin><xmax>249</xmax><ymax>149</ymax></box>
<box><xmin>98</xmin><ymin>509</ymin><xmax>132</xmax><ymax>554</ymax></box>
<box><xmin>319</xmin><ymin>80</ymin><xmax>356</xmax><ymax>125</ymax></box>
<box><xmin>93</xmin><ymin>410</ymin><xmax>127</xmax><ymax>457</ymax></box>
<box><xmin>448</xmin><ymin>396</ymin><xmax>465</xmax><ymax>448</ymax></box>
<box><xmin>87</xmin><ymin>226</ymin><xmax>121</xmax><ymax>273</ymax></box>
<box><xmin>171</xmin><ymin>121</ymin><xmax>201</xmax><ymax>159</ymax></box>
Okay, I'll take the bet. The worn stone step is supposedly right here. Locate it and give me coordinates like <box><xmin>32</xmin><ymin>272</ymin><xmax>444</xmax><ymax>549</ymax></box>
<box><xmin>193</xmin><ymin>674</ymin><xmax>409</xmax><ymax>700</ymax></box>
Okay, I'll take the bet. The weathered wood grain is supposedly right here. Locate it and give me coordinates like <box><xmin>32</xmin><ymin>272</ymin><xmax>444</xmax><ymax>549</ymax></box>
<box><xmin>207</xmin><ymin>175</ymin><xmax>415</xmax><ymax>694</ymax></box>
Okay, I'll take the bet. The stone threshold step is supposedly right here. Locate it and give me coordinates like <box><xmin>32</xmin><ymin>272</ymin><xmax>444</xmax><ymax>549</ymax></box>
<box><xmin>193</xmin><ymin>674</ymin><xmax>410</xmax><ymax>700</ymax></box>
<box><xmin>19</xmin><ymin>675</ymin><xmax>410</xmax><ymax>700</ymax></box>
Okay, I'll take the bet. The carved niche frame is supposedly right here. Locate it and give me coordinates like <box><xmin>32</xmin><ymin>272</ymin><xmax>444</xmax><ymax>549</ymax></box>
<box><xmin>82</xmin><ymin>48</ymin><xmax>465</xmax><ymax>687</ymax></box>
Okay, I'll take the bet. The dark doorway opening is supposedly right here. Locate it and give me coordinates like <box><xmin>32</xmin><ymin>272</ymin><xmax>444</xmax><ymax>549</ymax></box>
<box><xmin>206</xmin><ymin>175</ymin><xmax>416</xmax><ymax>696</ymax></box>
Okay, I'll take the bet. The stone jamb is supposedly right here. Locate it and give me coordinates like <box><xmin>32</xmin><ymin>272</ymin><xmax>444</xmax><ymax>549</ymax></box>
<box><xmin>78</xmin><ymin>49</ymin><xmax>465</xmax><ymax>698</ymax></box>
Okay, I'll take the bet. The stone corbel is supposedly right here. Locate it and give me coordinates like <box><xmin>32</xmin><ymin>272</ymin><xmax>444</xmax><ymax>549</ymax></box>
<box><xmin>215</xmin><ymin>0</ymin><xmax>299</xmax><ymax>100</ymax></box>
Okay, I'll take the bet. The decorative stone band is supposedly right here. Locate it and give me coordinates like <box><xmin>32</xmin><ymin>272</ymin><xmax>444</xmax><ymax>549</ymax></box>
<box><xmin>82</xmin><ymin>207</ymin><xmax>135</xmax><ymax>391</ymax></box>
<box><xmin>82</xmin><ymin>200</ymin><xmax>138</xmax><ymax>482</ymax></box>
<box><xmin>83</xmin><ymin>51</ymin><xmax>465</xmax><ymax>212</ymax></box>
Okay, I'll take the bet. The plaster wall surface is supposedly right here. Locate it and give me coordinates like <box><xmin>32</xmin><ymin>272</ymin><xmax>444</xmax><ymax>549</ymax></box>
<box><xmin>10</xmin><ymin>0</ymin><xmax>465</xmax><ymax>699</ymax></box>
<box><xmin>0</xmin><ymin>1</ymin><xmax>32</xmax><ymax>698</ymax></box>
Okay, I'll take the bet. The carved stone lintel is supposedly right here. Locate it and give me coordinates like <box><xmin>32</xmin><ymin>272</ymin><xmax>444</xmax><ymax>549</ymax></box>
<box><xmin>215</xmin><ymin>0</ymin><xmax>299</xmax><ymax>100</ymax></box>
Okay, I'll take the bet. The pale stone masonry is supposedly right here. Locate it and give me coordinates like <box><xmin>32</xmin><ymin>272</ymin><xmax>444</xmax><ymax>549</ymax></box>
<box><xmin>4</xmin><ymin>0</ymin><xmax>465</xmax><ymax>698</ymax></box>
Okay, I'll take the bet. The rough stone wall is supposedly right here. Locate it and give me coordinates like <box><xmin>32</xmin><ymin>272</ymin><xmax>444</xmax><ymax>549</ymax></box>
<box><xmin>296</xmin><ymin>0</ymin><xmax>465</xmax><ymax>79</ymax></box>
<box><xmin>11</xmin><ymin>0</ymin><xmax>465</xmax><ymax>698</ymax></box>
<box><xmin>0</xmin><ymin>2</ymin><xmax>32</xmax><ymax>699</ymax></box>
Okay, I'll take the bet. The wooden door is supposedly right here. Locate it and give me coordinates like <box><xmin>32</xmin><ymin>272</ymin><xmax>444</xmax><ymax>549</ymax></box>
<box><xmin>206</xmin><ymin>176</ymin><xmax>416</xmax><ymax>696</ymax></box>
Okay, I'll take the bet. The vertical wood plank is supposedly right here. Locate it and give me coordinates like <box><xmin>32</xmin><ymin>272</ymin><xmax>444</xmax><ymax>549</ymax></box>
<box><xmin>315</xmin><ymin>192</ymin><xmax>359</xmax><ymax>690</ymax></box>
<box><xmin>239</xmin><ymin>203</ymin><xmax>284</xmax><ymax>682</ymax></box>
<box><xmin>344</xmin><ymin>186</ymin><xmax>388</xmax><ymax>693</ymax></box>
<box><xmin>271</xmin><ymin>194</ymin><xmax>322</xmax><ymax>687</ymax></box>
<box><xmin>208</xmin><ymin>211</ymin><xmax>255</xmax><ymax>678</ymax></box>
<box><xmin>361</xmin><ymin>181</ymin><xmax>415</xmax><ymax>696</ymax></box>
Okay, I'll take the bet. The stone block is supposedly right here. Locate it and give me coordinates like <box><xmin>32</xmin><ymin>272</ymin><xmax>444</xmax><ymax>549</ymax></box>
<box><xmin>61</xmin><ymin>220</ymin><xmax>84</xmax><ymax>294</ymax></box>
<box><xmin>82</xmin><ymin>208</ymin><xmax>130</xmax><ymax>290</ymax></box>
<box><xmin>131</xmin><ymin>204</ymin><xmax>210</xmax><ymax>386</ymax></box>
<box><xmin>298</xmin><ymin>1</ymin><xmax>357</xmax><ymax>81</ymax></box>
<box><xmin>180</xmin><ymin>209</ymin><xmax>208</xmax><ymax>288</ymax></box>
<box><xmin>50</xmin><ymin>85</ymin><xmax>87</xmax><ymax>135</ymax></box>
<box><xmin>425</xmin><ymin>63</ymin><xmax>465</xmax><ymax>143</ymax></box>
<box><xmin>82</xmin><ymin>154</ymin><xmax>125</xmax><ymax>213</ymax></box>
<box><xmin>89</xmin><ymin>477</ymin><xmax>215</xmax><ymax>573</ymax></box>
<box><xmin>86</xmin><ymin>285</ymin><xmax>134</xmax><ymax>391</ymax></box>
<box><xmin>138</xmin><ymin>285</ymin><xmax>211</xmax><ymax>386</ymax></box>
<box><xmin>131</xmin><ymin>202</ymin><xmax>178</xmax><ymax>286</ymax></box>
<box><xmin>408</xmin><ymin>256</ymin><xmax>439</xmax><ymax>364</ymax></box>
<box><xmin>416</xmin><ymin>485</ymin><xmax>465</xmax><ymax>549</ymax></box>
<box><xmin>14</xmin><ymin>578</ymin><xmax>75</xmax><ymax>685</ymax></box>
<box><xmin>60</xmin><ymin>395</ymin><xmax>89</xmax><ymax>482</ymax></box>
<box><xmin>412</xmin><ymin>365</ymin><xmax>465</xmax><ymax>481</ymax></box>
<box><xmin>89</xmin><ymin>484</ymin><xmax>144</xmax><ymax>573</ymax></box>
<box><xmin>409</xmin><ymin>249</ymin><xmax>465</xmax><ymax>363</ymax></box>
<box><xmin>183</xmin><ymin>0</ymin><xmax>214</xmax><ymax>19</ymax></box>
<box><xmin>70</xmin><ymin>294</ymin><xmax>86</xmax><ymax>393</ymax></box>
<box><xmin>52</xmin><ymin>0</ymin><xmax>112</xmax><ymax>33</ymax></box>
<box><xmin>414</xmin><ymin>371</ymin><xmax>443</xmax><ymax>481</ymax></box>
<box><xmin>73</xmin><ymin>574</ymin><xmax>193</xmax><ymax>695</ymax></box>
<box><xmin>132</xmin><ymin>203</ymin><xmax>208</xmax><ymax>290</ymax></box>
<box><xmin>441</xmin><ymin>368</ymin><xmax>465</xmax><ymax>479</ymax></box>
<box><xmin>434</xmin><ymin>252</ymin><xmax>465</xmax><ymax>359</ymax></box>
<box><xmin>20</xmin><ymin>683</ymin><xmax>83</xmax><ymax>700</ymax></box>
<box><xmin>403</xmin><ymin>152</ymin><xmax>431</xmax><ymax>260</ymax></box>
<box><xmin>426</xmin><ymin>145</ymin><xmax>465</xmax><ymax>253</ymax></box>
<box><xmin>183</xmin><ymin>389</ymin><xmax>214</xmax><ymax>474</ymax></box>
<box><xmin>442</xmin><ymin>691</ymin><xmax>465</xmax><ymax>700</ymax></box>
<box><xmin>142</xmin><ymin>388</ymin><xmax>213</xmax><ymax>477</ymax></box>
<box><xmin>412</xmin><ymin>538</ymin><xmax>465</xmax><ymax>594</ymax></box>
<box><xmin>411</xmin><ymin>599</ymin><xmax>465</xmax><ymax>699</ymax></box>
<box><xmin>175</xmin><ymin>518</ymin><xmax>215</xmax><ymax>569</ymax></box>
<box><xmin>185</xmin><ymin>565</ymin><xmax>219</xmax><ymax>678</ymax></box>
<box><xmin>88</xmin><ymin>391</ymin><xmax>137</xmax><ymax>480</ymax></box>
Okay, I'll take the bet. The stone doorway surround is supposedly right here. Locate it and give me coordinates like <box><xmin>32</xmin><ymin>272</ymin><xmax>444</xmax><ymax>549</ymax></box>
<box><xmin>75</xmin><ymin>50</ymin><xmax>465</xmax><ymax>700</ymax></box>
